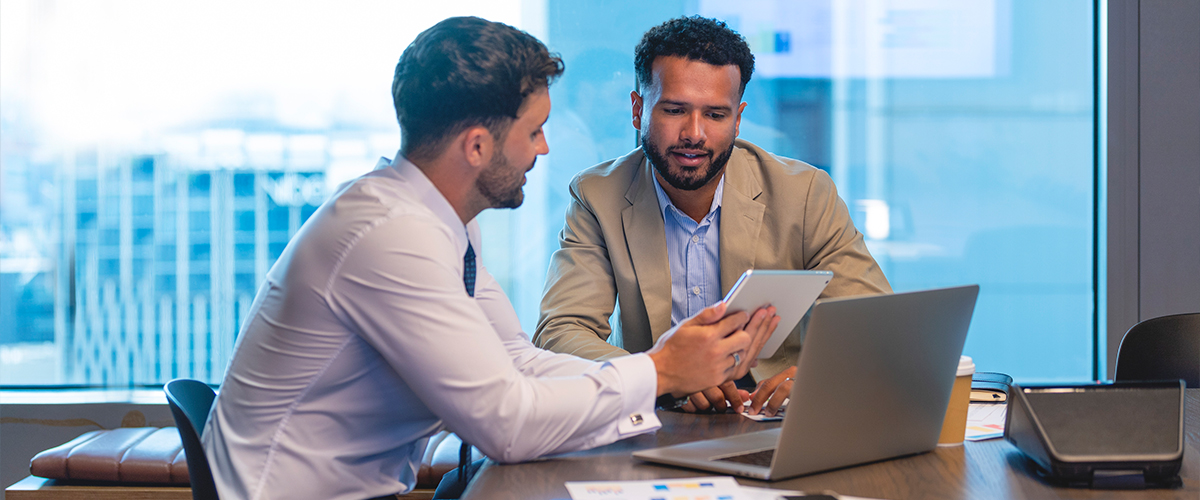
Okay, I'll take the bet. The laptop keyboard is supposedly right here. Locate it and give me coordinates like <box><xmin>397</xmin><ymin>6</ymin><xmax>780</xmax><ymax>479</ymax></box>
<box><xmin>715</xmin><ymin>448</ymin><xmax>775</xmax><ymax>467</ymax></box>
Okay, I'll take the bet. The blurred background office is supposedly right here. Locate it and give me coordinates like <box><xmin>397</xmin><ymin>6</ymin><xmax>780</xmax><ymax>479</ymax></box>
<box><xmin>0</xmin><ymin>0</ymin><xmax>1107</xmax><ymax>386</ymax></box>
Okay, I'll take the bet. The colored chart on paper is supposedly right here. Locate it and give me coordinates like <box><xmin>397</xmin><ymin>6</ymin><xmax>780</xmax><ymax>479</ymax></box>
<box><xmin>966</xmin><ymin>403</ymin><xmax>1007</xmax><ymax>441</ymax></box>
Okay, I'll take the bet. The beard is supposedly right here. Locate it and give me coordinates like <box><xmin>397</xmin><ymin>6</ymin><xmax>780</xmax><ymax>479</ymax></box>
<box><xmin>641</xmin><ymin>135</ymin><xmax>734</xmax><ymax>191</ymax></box>
<box><xmin>476</xmin><ymin>150</ymin><xmax>530</xmax><ymax>209</ymax></box>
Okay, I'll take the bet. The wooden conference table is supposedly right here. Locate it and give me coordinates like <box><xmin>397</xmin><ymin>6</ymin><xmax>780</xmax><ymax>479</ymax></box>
<box><xmin>462</xmin><ymin>389</ymin><xmax>1199</xmax><ymax>500</ymax></box>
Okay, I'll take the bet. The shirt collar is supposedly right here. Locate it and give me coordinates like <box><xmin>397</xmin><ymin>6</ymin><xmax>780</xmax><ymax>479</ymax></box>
<box><xmin>651</xmin><ymin>170</ymin><xmax>725</xmax><ymax>223</ymax></box>
<box><xmin>382</xmin><ymin>155</ymin><xmax>480</xmax><ymax>256</ymax></box>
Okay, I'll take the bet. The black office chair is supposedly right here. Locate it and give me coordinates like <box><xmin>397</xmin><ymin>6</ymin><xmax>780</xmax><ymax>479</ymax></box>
<box><xmin>165</xmin><ymin>378</ymin><xmax>221</xmax><ymax>500</ymax></box>
<box><xmin>1114</xmin><ymin>312</ymin><xmax>1200</xmax><ymax>387</ymax></box>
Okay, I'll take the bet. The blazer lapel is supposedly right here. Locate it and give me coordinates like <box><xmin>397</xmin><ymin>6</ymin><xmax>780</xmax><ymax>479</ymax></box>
<box><xmin>719</xmin><ymin>147</ymin><xmax>766</xmax><ymax>296</ymax></box>
<box><xmin>622</xmin><ymin>160</ymin><xmax>673</xmax><ymax>343</ymax></box>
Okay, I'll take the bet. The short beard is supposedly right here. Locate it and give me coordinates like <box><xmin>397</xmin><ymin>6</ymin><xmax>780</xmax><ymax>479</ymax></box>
<box><xmin>476</xmin><ymin>150</ymin><xmax>527</xmax><ymax>209</ymax></box>
<box><xmin>641</xmin><ymin>135</ymin><xmax>734</xmax><ymax>191</ymax></box>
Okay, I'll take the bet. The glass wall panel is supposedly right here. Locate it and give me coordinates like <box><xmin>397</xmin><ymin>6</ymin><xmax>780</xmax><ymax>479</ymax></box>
<box><xmin>506</xmin><ymin>0</ymin><xmax>1097</xmax><ymax>382</ymax></box>
<box><xmin>0</xmin><ymin>0</ymin><xmax>1095</xmax><ymax>386</ymax></box>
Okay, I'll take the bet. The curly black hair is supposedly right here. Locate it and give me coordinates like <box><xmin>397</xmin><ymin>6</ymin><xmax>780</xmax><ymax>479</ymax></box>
<box><xmin>634</xmin><ymin>16</ymin><xmax>755</xmax><ymax>95</ymax></box>
<box><xmin>393</xmin><ymin>16</ymin><xmax>564</xmax><ymax>161</ymax></box>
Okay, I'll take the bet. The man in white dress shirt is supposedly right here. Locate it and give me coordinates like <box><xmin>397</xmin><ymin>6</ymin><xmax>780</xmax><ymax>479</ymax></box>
<box><xmin>202</xmin><ymin>16</ymin><xmax>778</xmax><ymax>500</ymax></box>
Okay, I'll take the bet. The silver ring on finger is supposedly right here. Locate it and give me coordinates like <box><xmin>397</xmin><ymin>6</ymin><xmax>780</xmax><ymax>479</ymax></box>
<box><xmin>732</xmin><ymin>352</ymin><xmax>741</xmax><ymax>366</ymax></box>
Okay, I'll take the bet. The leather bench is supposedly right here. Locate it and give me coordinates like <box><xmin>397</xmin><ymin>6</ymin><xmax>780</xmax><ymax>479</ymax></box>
<box><xmin>30</xmin><ymin>427</ymin><xmax>189</xmax><ymax>484</ymax></box>
<box><xmin>21</xmin><ymin>427</ymin><xmax>477</xmax><ymax>499</ymax></box>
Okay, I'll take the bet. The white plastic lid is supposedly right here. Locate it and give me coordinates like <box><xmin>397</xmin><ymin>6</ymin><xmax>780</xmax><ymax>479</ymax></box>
<box><xmin>957</xmin><ymin>355</ymin><xmax>975</xmax><ymax>377</ymax></box>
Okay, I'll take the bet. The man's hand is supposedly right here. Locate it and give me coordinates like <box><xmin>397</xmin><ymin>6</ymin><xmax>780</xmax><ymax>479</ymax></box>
<box><xmin>680</xmin><ymin>381</ymin><xmax>749</xmax><ymax>413</ymax></box>
<box><xmin>748</xmin><ymin>366</ymin><xmax>796</xmax><ymax>417</ymax></box>
<box><xmin>647</xmin><ymin>303</ymin><xmax>779</xmax><ymax>398</ymax></box>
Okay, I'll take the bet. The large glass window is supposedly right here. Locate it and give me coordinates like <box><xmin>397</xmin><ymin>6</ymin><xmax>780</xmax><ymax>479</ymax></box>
<box><xmin>0</xmin><ymin>0</ymin><xmax>1097</xmax><ymax>386</ymax></box>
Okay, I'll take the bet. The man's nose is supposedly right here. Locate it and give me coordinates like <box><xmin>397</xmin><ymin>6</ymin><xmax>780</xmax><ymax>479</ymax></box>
<box><xmin>680</xmin><ymin>112</ymin><xmax>705</xmax><ymax>143</ymax></box>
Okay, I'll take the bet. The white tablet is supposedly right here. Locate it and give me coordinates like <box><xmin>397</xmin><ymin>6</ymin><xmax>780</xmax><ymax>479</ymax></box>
<box><xmin>721</xmin><ymin>269</ymin><xmax>832</xmax><ymax>359</ymax></box>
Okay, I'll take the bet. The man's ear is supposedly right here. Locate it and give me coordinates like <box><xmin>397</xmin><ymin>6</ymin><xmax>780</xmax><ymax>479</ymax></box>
<box><xmin>631</xmin><ymin>90</ymin><xmax>644</xmax><ymax>131</ymax></box>
<box><xmin>460</xmin><ymin>125</ymin><xmax>495</xmax><ymax>169</ymax></box>
<box><xmin>734</xmin><ymin>101</ymin><xmax>747</xmax><ymax>138</ymax></box>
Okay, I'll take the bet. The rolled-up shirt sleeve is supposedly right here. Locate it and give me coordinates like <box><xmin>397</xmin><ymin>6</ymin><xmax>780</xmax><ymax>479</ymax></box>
<box><xmin>327</xmin><ymin>212</ymin><xmax>660</xmax><ymax>463</ymax></box>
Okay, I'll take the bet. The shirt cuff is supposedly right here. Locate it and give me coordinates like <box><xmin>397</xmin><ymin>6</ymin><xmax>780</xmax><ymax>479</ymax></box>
<box><xmin>606</xmin><ymin>353</ymin><xmax>662</xmax><ymax>436</ymax></box>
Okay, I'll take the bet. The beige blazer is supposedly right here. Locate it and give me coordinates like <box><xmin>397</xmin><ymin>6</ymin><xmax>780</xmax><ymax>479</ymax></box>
<box><xmin>534</xmin><ymin>139</ymin><xmax>892</xmax><ymax>379</ymax></box>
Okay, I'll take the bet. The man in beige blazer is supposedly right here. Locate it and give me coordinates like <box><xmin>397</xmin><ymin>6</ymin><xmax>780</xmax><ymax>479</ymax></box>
<box><xmin>535</xmin><ymin>16</ymin><xmax>891</xmax><ymax>416</ymax></box>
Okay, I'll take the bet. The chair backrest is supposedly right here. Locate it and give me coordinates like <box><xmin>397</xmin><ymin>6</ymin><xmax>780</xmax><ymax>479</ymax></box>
<box><xmin>165</xmin><ymin>378</ymin><xmax>220</xmax><ymax>500</ymax></box>
<box><xmin>1115</xmin><ymin>312</ymin><xmax>1200</xmax><ymax>387</ymax></box>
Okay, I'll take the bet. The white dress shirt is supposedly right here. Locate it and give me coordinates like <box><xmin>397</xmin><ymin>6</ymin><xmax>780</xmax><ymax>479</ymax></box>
<box><xmin>203</xmin><ymin>157</ymin><xmax>661</xmax><ymax>500</ymax></box>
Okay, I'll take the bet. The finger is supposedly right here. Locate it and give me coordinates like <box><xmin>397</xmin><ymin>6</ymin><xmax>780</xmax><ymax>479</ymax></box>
<box><xmin>727</xmin><ymin>308</ymin><xmax>769</xmax><ymax>374</ymax></box>
<box><xmin>680</xmin><ymin>400</ymin><xmax>697</xmax><ymax>413</ymax></box>
<box><xmin>689</xmin><ymin>391</ymin><xmax>712</xmax><ymax>412</ymax></box>
<box><xmin>742</xmin><ymin>306</ymin><xmax>770</xmax><ymax>339</ymax></box>
<box><xmin>748</xmin><ymin>367</ymin><xmax>791</xmax><ymax>414</ymax></box>
<box><xmin>757</xmin><ymin>316</ymin><xmax>781</xmax><ymax>357</ymax></box>
<box><xmin>757</xmin><ymin>310</ymin><xmax>780</xmax><ymax>348</ymax></box>
<box><xmin>743</xmin><ymin>307</ymin><xmax>779</xmax><ymax>359</ymax></box>
<box><xmin>683</xmin><ymin>302</ymin><xmax>729</xmax><ymax>327</ymax></box>
<box><xmin>764</xmin><ymin>383</ymin><xmax>791</xmax><ymax>417</ymax></box>
<box><xmin>734</xmin><ymin>351</ymin><xmax>750</xmax><ymax>377</ymax></box>
<box><xmin>719</xmin><ymin>382</ymin><xmax>744</xmax><ymax>413</ymax></box>
<box><xmin>710</xmin><ymin>309</ymin><xmax>751</xmax><ymax>337</ymax></box>
<box><xmin>748</xmin><ymin>380</ymin><xmax>777</xmax><ymax>415</ymax></box>
<box><xmin>703</xmin><ymin>386</ymin><xmax>728</xmax><ymax>412</ymax></box>
<box><xmin>717</xmin><ymin>341</ymin><xmax>753</xmax><ymax>381</ymax></box>
<box><xmin>764</xmin><ymin>314</ymin><xmax>781</xmax><ymax>341</ymax></box>
<box><xmin>715</xmin><ymin>330</ymin><xmax>752</xmax><ymax>360</ymax></box>
<box><xmin>743</xmin><ymin>314</ymin><xmax>781</xmax><ymax>368</ymax></box>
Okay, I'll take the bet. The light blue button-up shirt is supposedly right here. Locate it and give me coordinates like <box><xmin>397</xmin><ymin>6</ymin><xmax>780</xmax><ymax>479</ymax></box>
<box><xmin>652</xmin><ymin>175</ymin><xmax>724</xmax><ymax>327</ymax></box>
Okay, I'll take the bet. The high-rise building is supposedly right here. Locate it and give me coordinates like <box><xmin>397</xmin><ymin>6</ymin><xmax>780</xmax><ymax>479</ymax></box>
<box><xmin>61</xmin><ymin>130</ymin><xmax>341</xmax><ymax>385</ymax></box>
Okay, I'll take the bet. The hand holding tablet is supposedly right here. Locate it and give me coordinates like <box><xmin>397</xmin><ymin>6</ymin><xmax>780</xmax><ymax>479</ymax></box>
<box><xmin>721</xmin><ymin>270</ymin><xmax>832</xmax><ymax>359</ymax></box>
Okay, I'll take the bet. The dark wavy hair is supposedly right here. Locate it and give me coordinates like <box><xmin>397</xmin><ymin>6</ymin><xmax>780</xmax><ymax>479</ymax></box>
<box><xmin>392</xmin><ymin>17</ymin><xmax>564</xmax><ymax>161</ymax></box>
<box><xmin>634</xmin><ymin>16</ymin><xmax>755</xmax><ymax>96</ymax></box>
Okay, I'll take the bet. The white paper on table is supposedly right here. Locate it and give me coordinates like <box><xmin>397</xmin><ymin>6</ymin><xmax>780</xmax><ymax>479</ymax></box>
<box><xmin>742</xmin><ymin>412</ymin><xmax>784</xmax><ymax>422</ymax></box>
<box><xmin>730</xmin><ymin>485</ymin><xmax>804</xmax><ymax>499</ymax></box>
<box><xmin>564</xmin><ymin>477</ymin><xmax>811</xmax><ymax>500</ymax></box>
<box><xmin>739</xmin><ymin>487</ymin><xmax>888</xmax><ymax>500</ymax></box>
<box><xmin>566</xmin><ymin>476</ymin><xmax>887</xmax><ymax>500</ymax></box>
<box><xmin>565</xmin><ymin>476</ymin><xmax>743</xmax><ymax>499</ymax></box>
<box><xmin>741</xmin><ymin>398</ymin><xmax>788</xmax><ymax>421</ymax></box>
<box><xmin>965</xmin><ymin>403</ymin><xmax>1007</xmax><ymax>441</ymax></box>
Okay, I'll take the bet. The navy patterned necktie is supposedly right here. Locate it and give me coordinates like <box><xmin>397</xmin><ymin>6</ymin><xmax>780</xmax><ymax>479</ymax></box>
<box><xmin>457</xmin><ymin>242</ymin><xmax>476</xmax><ymax>487</ymax></box>
<box><xmin>463</xmin><ymin>243</ymin><xmax>476</xmax><ymax>297</ymax></box>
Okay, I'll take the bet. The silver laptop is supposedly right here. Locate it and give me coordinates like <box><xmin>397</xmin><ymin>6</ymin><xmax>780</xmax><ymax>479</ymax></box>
<box><xmin>633</xmin><ymin>285</ymin><xmax>980</xmax><ymax>481</ymax></box>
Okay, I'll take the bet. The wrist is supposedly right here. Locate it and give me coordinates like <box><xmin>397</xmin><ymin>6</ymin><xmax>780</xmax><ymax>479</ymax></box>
<box><xmin>647</xmin><ymin>350</ymin><xmax>674</xmax><ymax>397</ymax></box>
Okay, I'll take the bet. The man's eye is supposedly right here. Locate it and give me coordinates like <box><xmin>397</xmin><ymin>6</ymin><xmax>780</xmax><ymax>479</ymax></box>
<box><xmin>709</xmin><ymin>113</ymin><xmax>726</xmax><ymax>120</ymax></box>
<box><xmin>663</xmin><ymin>108</ymin><xmax>684</xmax><ymax>115</ymax></box>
